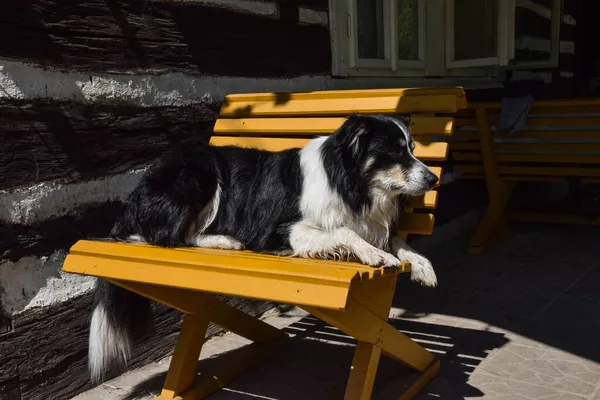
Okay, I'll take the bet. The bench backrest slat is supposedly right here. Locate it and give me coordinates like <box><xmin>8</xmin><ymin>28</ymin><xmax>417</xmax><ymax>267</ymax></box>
<box><xmin>450</xmin><ymin>99</ymin><xmax>600</xmax><ymax>180</ymax></box>
<box><xmin>214</xmin><ymin>87</ymin><xmax>466</xmax><ymax>238</ymax></box>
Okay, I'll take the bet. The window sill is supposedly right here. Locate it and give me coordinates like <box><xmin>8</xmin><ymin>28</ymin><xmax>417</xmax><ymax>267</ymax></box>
<box><xmin>329</xmin><ymin>76</ymin><xmax>505</xmax><ymax>91</ymax></box>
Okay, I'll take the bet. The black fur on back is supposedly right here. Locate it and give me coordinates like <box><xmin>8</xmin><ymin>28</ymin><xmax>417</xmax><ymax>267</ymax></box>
<box><xmin>111</xmin><ymin>144</ymin><xmax>303</xmax><ymax>253</ymax></box>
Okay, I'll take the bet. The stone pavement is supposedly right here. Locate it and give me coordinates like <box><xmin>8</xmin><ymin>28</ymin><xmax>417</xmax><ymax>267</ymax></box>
<box><xmin>72</xmin><ymin>222</ymin><xmax>600</xmax><ymax>400</ymax></box>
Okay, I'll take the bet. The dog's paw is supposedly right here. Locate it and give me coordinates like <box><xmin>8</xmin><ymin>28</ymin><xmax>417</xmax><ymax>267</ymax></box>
<box><xmin>193</xmin><ymin>235</ymin><xmax>245</xmax><ymax>250</ymax></box>
<box><xmin>401</xmin><ymin>253</ymin><xmax>437</xmax><ymax>287</ymax></box>
<box><xmin>357</xmin><ymin>247</ymin><xmax>401</xmax><ymax>268</ymax></box>
<box><xmin>217</xmin><ymin>239</ymin><xmax>245</xmax><ymax>250</ymax></box>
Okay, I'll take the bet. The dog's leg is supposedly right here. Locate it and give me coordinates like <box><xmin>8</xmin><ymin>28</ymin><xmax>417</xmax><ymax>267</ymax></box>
<box><xmin>289</xmin><ymin>222</ymin><xmax>400</xmax><ymax>268</ymax></box>
<box><xmin>192</xmin><ymin>235</ymin><xmax>245</xmax><ymax>250</ymax></box>
<box><xmin>390</xmin><ymin>236</ymin><xmax>437</xmax><ymax>287</ymax></box>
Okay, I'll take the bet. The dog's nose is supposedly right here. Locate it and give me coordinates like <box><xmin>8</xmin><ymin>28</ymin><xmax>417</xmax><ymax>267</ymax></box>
<box><xmin>425</xmin><ymin>171</ymin><xmax>439</xmax><ymax>188</ymax></box>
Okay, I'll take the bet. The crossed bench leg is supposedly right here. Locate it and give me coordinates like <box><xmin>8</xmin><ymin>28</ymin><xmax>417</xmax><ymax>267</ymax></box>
<box><xmin>468</xmin><ymin>107</ymin><xmax>518</xmax><ymax>254</ymax></box>
<box><xmin>109</xmin><ymin>275</ymin><xmax>438</xmax><ymax>400</ymax></box>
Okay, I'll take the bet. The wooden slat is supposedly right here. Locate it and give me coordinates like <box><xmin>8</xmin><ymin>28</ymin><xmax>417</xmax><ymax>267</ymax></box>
<box><xmin>453</xmin><ymin>152</ymin><xmax>600</xmax><ymax>164</ymax></box>
<box><xmin>410</xmin><ymin>117</ymin><xmax>454</xmax><ymax>135</ymax></box>
<box><xmin>407</xmin><ymin>191</ymin><xmax>438</xmax><ymax>209</ymax></box>
<box><xmin>214</xmin><ymin>117</ymin><xmax>346</xmax><ymax>135</ymax></box>
<box><xmin>456</xmin><ymin>165</ymin><xmax>600</xmax><ymax>178</ymax></box>
<box><xmin>224</xmin><ymin>87</ymin><xmax>466</xmax><ymax>102</ymax></box>
<box><xmin>219</xmin><ymin>95</ymin><xmax>460</xmax><ymax>117</ymax></box>
<box><xmin>63</xmin><ymin>241</ymin><xmax>403</xmax><ymax>310</ymax></box>
<box><xmin>453</xmin><ymin>129</ymin><xmax>600</xmax><ymax>140</ymax></box>
<box><xmin>455</xmin><ymin>170</ymin><xmax>600</xmax><ymax>183</ymax></box>
<box><xmin>457</xmin><ymin>117</ymin><xmax>600</xmax><ymax>128</ymax></box>
<box><xmin>214</xmin><ymin>116</ymin><xmax>454</xmax><ymax>136</ymax></box>
<box><xmin>450</xmin><ymin>142</ymin><xmax>480</xmax><ymax>151</ymax></box>
<box><xmin>397</xmin><ymin>213</ymin><xmax>435</xmax><ymax>235</ymax></box>
<box><xmin>507</xmin><ymin>212</ymin><xmax>600</xmax><ymax>226</ymax></box>
<box><xmin>210</xmin><ymin>136</ymin><xmax>449</xmax><ymax>161</ymax></box>
<box><xmin>469</xmin><ymin>98</ymin><xmax>600</xmax><ymax>110</ymax></box>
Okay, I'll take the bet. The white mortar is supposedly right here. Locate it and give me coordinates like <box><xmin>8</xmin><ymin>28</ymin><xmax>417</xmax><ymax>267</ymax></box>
<box><xmin>0</xmin><ymin>167</ymin><xmax>146</xmax><ymax>225</ymax></box>
<box><xmin>0</xmin><ymin>250</ymin><xmax>95</xmax><ymax>317</ymax></box>
<box><xmin>0</xmin><ymin>59</ymin><xmax>502</xmax><ymax>107</ymax></box>
<box><xmin>0</xmin><ymin>60</ymin><xmax>334</xmax><ymax>107</ymax></box>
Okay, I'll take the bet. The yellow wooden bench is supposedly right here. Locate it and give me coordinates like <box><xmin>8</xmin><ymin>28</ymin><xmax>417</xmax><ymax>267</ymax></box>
<box><xmin>450</xmin><ymin>98</ymin><xmax>600</xmax><ymax>254</ymax></box>
<box><xmin>62</xmin><ymin>87</ymin><xmax>466</xmax><ymax>400</ymax></box>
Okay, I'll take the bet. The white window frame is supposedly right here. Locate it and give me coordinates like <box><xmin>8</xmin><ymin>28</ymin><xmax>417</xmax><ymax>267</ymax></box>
<box><xmin>348</xmin><ymin>0</ymin><xmax>427</xmax><ymax>71</ymax></box>
<box><xmin>445</xmin><ymin>0</ymin><xmax>515</xmax><ymax>69</ymax></box>
<box><xmin>506</xmin><ymin>0</ymin><xmax>562</xmax><ymax>69</ymax></box>
<box><xmin>329</xmin><ymin>0</ymin><xmax>562</xmax><ymax>78</ymax></box>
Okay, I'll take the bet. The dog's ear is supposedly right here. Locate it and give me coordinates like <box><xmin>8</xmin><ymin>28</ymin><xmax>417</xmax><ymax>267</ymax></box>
<box><xmin>338</xmin><ymin>114</ymin><xmax>370</xmax><ymax>156</ymax></box>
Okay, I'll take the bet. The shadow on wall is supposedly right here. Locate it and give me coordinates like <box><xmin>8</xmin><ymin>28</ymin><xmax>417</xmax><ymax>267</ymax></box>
<box><xmin>0</xmin><ymin>0</ymin><xmax>330</xmax><ymax>77</ymax></box>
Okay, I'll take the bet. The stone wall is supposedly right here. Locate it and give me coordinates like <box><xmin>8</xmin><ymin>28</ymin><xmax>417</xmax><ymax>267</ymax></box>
<box><xmin>0</xmin><ymin>1</ymin><xmax>332</xmax><ymax>399</ymax></box>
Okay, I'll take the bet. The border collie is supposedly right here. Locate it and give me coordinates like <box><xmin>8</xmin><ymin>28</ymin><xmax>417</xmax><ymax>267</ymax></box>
<box><xmin>89</xmin><ymin>114</ymin><xmax>439</xmax><ymax>382</ymax></box>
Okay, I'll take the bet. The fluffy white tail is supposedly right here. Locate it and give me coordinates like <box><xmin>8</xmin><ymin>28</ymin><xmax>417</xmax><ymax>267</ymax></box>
<box><xmin>88</xmin><ymin>280</ymin><xmax>152</xmax><ymax>383</ymax></box>
<box><xmin>88</xmin><ymin>303</ymin><xmax>132</xmax><ymax>383</ymax></box>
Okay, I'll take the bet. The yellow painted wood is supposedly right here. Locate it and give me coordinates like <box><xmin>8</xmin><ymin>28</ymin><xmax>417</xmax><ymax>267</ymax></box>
<box><xmin>208</xmin><ymin>298</ymin><xmax>285</xmax><ymax>343</ymax></box>
<box><xmin>349</xmin><ymin>271</ymin><xmax>398</xmax><ymax>318</ymax></box>
<box><xmin>456</xmin><ymin>170</ymin><xmax>600</xmax><ymax>183</ymax></box>
<box><xmin>470</xmin><ymin>98</ymin><xmax>600</xmax><ymax>110</ymax></box>
<box><xmin>345</xmin><ymin>342</ymin><xmax>382</xmax><ymax>400</ymax></box>
<box><xmin>453</xmin><ymin>152</ymin><xmax>600</xmax><ymax>164</ymax></box>
<box><xmin>453</xmin><ymin>129</ymin><xmax>600</xmax><ymax>140</ymax></box>
<box><xmin>450</xmin><ymin>142</ymin><xmax>481</xmax><ymax>151</ymax></box>
<box><xmin>457</xmin><ymin>116</ymin><xmax>600</xmax><ymax>128</ymax></box>
<box><xmin>63</xmin><ymin>85</ymin><xmax>464</xmax><ymax>399</ymax></box>
<box><xmin>161</xmin><ymin>312</ymin><xmax>211</xmax><ymax>399</ymax></box>
<box><xmin>397</xmin><ymin>213</ymin><xmax>435</xmax><ymax>236</ymax></box>
<box><xmin>456</xmin><ymin>165</ymin><xmax>600</xmax><ymax>178</ymax></box>
<box><xmin>410</xmin><ymin>116</ymin><xmax>454</xmax><ymax>135</ymax></box>
<box><xmin>468</xmin><ymin>182</ymin><xmax>516</xmax><ymax>250</ymax></box>
<box><xmin>108</xmin><ymin>280</ymin><xmax>285</xmax><ymax>343</ymax></box>
<box><xmin>161</xmin><ymin>336</ymin><xmax>289</xmax><ymax>400</ymax></box>
<box><xmin>108</xmin><ymin>279</ymin><xmax>214</xmax><ymax>315</ymax></box>
<box><xmin>408</xmin><ymin>191</ymin><xmax>438</xmax><ymax>209</ymax></box>
<box><xmin>213</xmin><ymin>116</ymin><xmax>454</xmax><ymax>136</ymax></box>
<box><xmin>219</xmin><ymin>95</ymin><xmax>461</xmax><ymax>117</ymax></box>
<box><xmin>305</xmin><ymin>298</ymin><xmax>434</xmax><ymax>372</ymax></box>
<box><xmin>209</xmin><ymin>136</ymin><xmax>449</xmax><ymax>161</ymax></box>
<box><xmin>507</xmin><ymin>211</ymin><xmax>600</xmax><ymax>226</ymax></box>
<box><xmin>63</xmin><ymin>241</ymin><xmax>410</xmax><ymax>310</ymax></box>
<box><xmin>214</xmin><ymin>117</ymin><xmax>347</xmax><ymax>134</ymax></box>
<box><xmin>224</xmin><ymin>87</ymin><xmax>466</xmax><ymax>102</ymax></box>
<box><xmin>492</xmin><ymin>143</ymin><xmax>600</xmax><ymax>153</ymax></box>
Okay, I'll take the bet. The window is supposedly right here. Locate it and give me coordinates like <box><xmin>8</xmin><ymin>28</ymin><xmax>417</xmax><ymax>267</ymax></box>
<box><xmin>330</xmin><ymin>0</ymin><xmax>562</xmax><ymax>78</ymax></box>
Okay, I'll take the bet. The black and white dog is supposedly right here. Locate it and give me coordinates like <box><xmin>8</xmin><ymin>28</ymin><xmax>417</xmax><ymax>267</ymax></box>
<box><xmin>89</xmin><ymin>114</ymin><xmax>439</xmax><ymax>382</ymax></box>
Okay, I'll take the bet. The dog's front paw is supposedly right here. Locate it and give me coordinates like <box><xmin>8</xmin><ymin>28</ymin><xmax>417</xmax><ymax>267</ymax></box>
<box><xmin>357</xmin><ymin>247</ymin><xmax>401</xmax><ymax>269</ymax></box>
<box><xmin>400</xmin><ymin>253</ymin><xmax>437</xmax><ymax>287</ymax></box>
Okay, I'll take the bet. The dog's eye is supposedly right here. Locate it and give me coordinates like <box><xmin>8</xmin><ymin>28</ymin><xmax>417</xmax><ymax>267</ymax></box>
<box><xmin>389</xmin><ymin>146</ymin><xmax>404</xmax><ymax>155</ymax></box>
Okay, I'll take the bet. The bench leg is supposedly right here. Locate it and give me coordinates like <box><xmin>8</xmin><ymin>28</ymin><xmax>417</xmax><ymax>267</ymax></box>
<box><xmin>305</xmin><ymin>274</ymin><xmax>438</xmax><ymax>400</ymax></box>
<box><xmin>468</xmin><ymin>181</ymin><xmax>515</xmax><ymax>254</ymax></box>
<box><xmin>107</xmin><ymin>281</ymin><xmax>288</xmax><ymax>400</ymax></box>
<box><xmin>345</xmin><ymin>342</ymin><xmax>382</xmax><ymax>400</ymax></box>
<box><xmin>160</xmin><ymin>313</ymin><xmax>211</xmax><ymax>399</ymax></box>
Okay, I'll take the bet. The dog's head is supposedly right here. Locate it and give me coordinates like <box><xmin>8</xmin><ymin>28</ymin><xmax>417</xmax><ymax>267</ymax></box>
<box><xmin>328</xmin><ymin>114</ymin><xmax>439</xmax><ymax>197</ymax></box>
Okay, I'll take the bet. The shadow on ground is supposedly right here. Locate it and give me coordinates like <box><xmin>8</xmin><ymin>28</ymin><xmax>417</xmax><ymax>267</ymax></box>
<box><xmin>394</xmin><ymin>223</ymin><xmax>600</xmax><ymax>365</ymax></box>
<box><xmin>124</xmin><ymin>315</ymin><xmax>508</xmax><ymax>400</ymax></box>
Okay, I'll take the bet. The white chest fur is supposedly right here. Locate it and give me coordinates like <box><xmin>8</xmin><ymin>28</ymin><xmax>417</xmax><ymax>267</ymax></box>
<box><xmin>298</xmin><ymin>137</ymin><xmax>398</xmax><ymax>250</ymax></box>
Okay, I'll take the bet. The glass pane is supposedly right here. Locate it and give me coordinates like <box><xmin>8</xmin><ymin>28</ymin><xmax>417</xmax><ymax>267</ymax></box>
<box><xmin>357</xmin><ymin>0</ymin><xmax>385</xmax><ymax>59</ymax></box>
<box><xmin>514</xmin><ymin>0</ymin><xmax>555</xmax><ymax>63</ymax></box>
<box><xmin>397</xmin><ymin>0</ymin><xmax>420</xmax><ymax>60</ymax></box>
<box><xmin>453</xmin><ymin>0</ymin><xmax>498</xmax><ymax>61</ymax></box>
